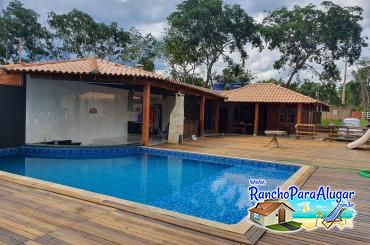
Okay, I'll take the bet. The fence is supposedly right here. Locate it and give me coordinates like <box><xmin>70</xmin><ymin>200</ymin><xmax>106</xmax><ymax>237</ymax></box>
<box><xmin>362</xmin><ymin>112</ymin><xmax>370</xmax><ymax>119</ymax></box>
<box><xmin>322</xmin><ymin>107</ymin><xmax>352</xmax><ymax>121</ymax></box>
<box><xmin>295</xmin><ymin>124</ymin><xmax>367</xmax><ymax>143</ymax></box>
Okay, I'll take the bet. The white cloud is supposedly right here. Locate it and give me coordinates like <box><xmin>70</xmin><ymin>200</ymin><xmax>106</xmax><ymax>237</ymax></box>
<box><xmin>136</xmin><ymin>22</ymin><xmax>167</xmax><ymax>38</ymax></box>
<box><xmin>4</xmin><ymin>0</ymin><xmax>369</xmax><ymax>82</ymax></box>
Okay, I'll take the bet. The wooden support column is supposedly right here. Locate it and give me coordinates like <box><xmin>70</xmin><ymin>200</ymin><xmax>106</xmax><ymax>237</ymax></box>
<box><xmin>254</xmin><ymin>103</ymin><xmax>259</xmax><ymax>135</ymax></box>
<box><xmin>297</xmin><ymin>103</ymin><xmax>303</xmax><ymax>124</ymax></box>
<box><xmin>214</xmin><ymin>101</ymin><xmax>220</xmax><ymax>133</ymax></box>
<box><xmin>199</xmin><ymin>96</ymin><xmax>205</xmax><ymax>136</ymax></box>
<box><xmin>142</xmin><ymin>81</ymin><xmax>151</xmax><ymax>146</ymax></box>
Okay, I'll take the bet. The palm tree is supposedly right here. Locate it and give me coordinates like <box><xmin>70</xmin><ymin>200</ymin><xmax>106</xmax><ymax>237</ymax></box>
<box><xmin>315</xmin><ymin>209</ymin><xmax>324</xmax><ymax>227</ymax></box>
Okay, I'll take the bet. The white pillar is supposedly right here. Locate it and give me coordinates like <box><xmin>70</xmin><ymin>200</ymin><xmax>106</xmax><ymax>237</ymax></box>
<box><xmin>168</xmin><ymin>93</ymin><xmax>184</xmax><ymax>144</ymax></box>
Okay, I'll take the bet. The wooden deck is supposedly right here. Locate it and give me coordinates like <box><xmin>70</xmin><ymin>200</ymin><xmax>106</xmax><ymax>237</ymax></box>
<box><xmin>0</xmin><ymin>136</ymin><xmax>368</xmax><ymax>244</ymax></box>
<box><xmin>0</xmin><ymin>177</ymin><xmax>263</xmax><ymax>245</ymax></box>
<box><xmin>158</xmin><ymin>135</ymin><xmax>370</xmax><ymax>245</ymax></box>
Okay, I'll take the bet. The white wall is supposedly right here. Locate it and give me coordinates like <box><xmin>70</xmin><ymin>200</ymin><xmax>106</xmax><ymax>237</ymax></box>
<box><xmin>264</xmin><ymin>205</ymin><xmax>293</xmax><ymax>226</ymax></box>
<box><xmin>26</xmin><ymin>76</ymin><xmax>138</xmax><ymax>145</ymax></box>
<box><xmin>162</xmin><ymin>95</ymin><xmax>175</xmax><ymax>132</ymax></box>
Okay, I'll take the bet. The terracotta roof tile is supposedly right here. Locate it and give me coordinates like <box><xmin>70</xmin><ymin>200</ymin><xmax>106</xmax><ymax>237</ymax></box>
<box><xmin>222</xmin><ymin>83</ymin><xmax>327</xmax><ymax>105</ymax></box>
<box><xmin>249</xmin><ymin>202</ymin><xmax>294</xmax><ymax>216</ymax></box>
<box><xmin>2</xmin><ymin>58</ymin><xmax>223</xmax><ymax>98</ymax></box>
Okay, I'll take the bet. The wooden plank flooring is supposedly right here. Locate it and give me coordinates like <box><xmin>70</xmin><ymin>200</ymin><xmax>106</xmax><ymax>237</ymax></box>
<box><xmin>0</xmin><ymin>177</ymin><xmax>261</xmax><ymax>245</ymax></box>
<box><xmin>0</xmin><ymin>135</ymin><xmax>368</xmax><ymax>244</ymax></box>
<box><xmin>158</xmin><ymin>135</ymin><xmax>370</xmax><ymax>245</ymax></box>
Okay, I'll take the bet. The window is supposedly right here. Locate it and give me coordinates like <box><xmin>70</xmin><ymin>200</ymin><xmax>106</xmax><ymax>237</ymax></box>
<box><xmin>279</xmin><ymin>107</ymin><xmax>296</xmax><ymax>124</ymax></box>
<box><xmin>253</xmin><ymin>213</ymin><xmax>260</xmax><ymax>220</ymax></box>
<box><xmin>128</xmin><ymin>90</ymin><xmax>142</xmax><ymax>112</ymax></box>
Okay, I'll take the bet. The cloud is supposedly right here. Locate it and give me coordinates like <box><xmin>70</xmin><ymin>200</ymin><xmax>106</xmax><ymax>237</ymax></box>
<box><xmin>3</xmin><ymin>0</ymin><xmax>369</xmax><ymax>81</ymax></box>
<box><xmin>136</xmin><ymin>21</ymin><xmax>168</xmax><ymax>38</ymax></box>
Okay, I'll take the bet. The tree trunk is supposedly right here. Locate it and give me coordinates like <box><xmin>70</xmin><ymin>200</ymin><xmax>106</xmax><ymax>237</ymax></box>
<box><xmin>286</xmin><ymin>58</ymin><xmax>308</xmax><ymax>87</ymax></box>
<box><xmin>286</xmin><ymin>69</ymin><xmax>298</xmax><ymax>87</ymax></box>
<box><xmin>205</xmin><ymin>65</ymin><xmax>213</xmax><ymax>88</ymax></box>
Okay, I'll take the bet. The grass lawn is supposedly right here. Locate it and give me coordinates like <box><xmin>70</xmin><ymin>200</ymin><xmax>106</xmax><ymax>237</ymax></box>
<box><xmin>287</xmin><ymin>221</ymin><xmax>303</xmax><ymax>228</ymax></box>
<box><xmin>266</xmin><ymin>221</ymin><xmax>302</xmax><ymax>231</ymax></box>
<box><xmin>321</xmin><ymin>119</ymin><xmax>369</xmax><ymax>127</ymax></box>
<box><xmin>266</xmin><ymin>224</ymin><xmax>289</xmax><ymax>231</ymax></box>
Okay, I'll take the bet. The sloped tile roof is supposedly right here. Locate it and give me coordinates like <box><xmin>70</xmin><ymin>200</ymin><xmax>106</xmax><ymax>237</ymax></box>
<box><xmin>222</xmin><ymin>83</ymin><xmax>327</xmax><ymax>105</ymax></box>
<box><xmin>249</xmin><ymin>202</ymin><xmax>294</xmax><ymax>216</ymax></box>
<box><xmin>1</xmin><ymin>58</ymin><xmax>223</xmax><ymax>98</ymax></box>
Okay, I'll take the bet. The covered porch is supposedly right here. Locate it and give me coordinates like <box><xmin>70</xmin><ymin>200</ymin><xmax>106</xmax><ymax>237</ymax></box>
<box><xmin>1</xmin><ymin>58</ymin><xmax>223</xmax><ymax>147</ymax></box>
<box><xmin>219</xmin><ymin>83</ymin><xmax>328</xmax><ymax>136</ymax></box>
<box><xmin>219</xmin><ymin>102</ymin><xmax>324</xmax><ymax>135</ymax></box>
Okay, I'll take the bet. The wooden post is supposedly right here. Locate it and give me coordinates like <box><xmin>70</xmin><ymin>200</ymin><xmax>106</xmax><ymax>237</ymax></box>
<box><xmin>297</xmin><ymin>103</ymin><xmax>303</xmax><ymax>124</ymax></box>
<box><xmin>254</xmin><ymin>103</ymin><xmax>259</xmax><ymax>135</ymax></box>
<box><xmin>199</xmin><ymin>96</ymin><xmax>205</xmax><ymax>136</ymax></box>
<box><xmin>142</xmin><ymin>81</ymin><xmax>151</xmax><ymax>146</ymax></box>
<box><xmin>214</xmin><ymin>101</ymin><xmax>220</xmax><ymax>134</ymax></box>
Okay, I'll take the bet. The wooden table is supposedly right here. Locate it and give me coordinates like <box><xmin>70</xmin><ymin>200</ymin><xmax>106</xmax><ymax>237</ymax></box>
<box><xmin>265</xmin><ymin>130</ymin><xmax>287</xmax><ymax>148</ymax></box>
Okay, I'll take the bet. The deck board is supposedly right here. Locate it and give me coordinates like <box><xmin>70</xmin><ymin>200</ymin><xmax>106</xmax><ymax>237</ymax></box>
<box><xmin>158</xmin><ymin>136</ymin><xmax>370</xmax><ymax>245</ymax></box>
<box><xmin>0</xmin><ymin>135</ymin><xmax>368</xmax><ymax>244</ymax></box>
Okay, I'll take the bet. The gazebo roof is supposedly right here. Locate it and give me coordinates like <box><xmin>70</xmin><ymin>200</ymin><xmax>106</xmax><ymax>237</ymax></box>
<box><xmin>222</xmin><ymin>83</ymin><xmax>328</xmax><ymax>107</ymax></box>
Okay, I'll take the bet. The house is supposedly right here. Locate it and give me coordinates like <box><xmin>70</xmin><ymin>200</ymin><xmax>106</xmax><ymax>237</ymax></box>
<box><xmin>0</xmin><ymin>58</ymin><xmax>329</xmax><ymax>149</ymax></box>
<box><xmin>0</xmin><ymin>58</ymin><xmax>224</xmax><ymax>148</ymax></box>
<box><xmin>220</xmin><ymin>83</ymin><xmax>329</xmax><ymax>135</ymax></box>
<box><xmin>249</xmin><ymin>201</ymin><xmax>295</xmax><ymax>226</ymax></box>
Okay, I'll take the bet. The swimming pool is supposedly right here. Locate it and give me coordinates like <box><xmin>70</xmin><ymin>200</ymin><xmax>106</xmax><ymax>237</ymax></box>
<box><xmin>0</xmin><ymin>146</ymin><xmax>300</xmax><ymax>224</ymax></box>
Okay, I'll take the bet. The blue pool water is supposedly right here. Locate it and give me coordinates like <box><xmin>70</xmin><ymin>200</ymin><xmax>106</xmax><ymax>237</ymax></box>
<box><xmin>0</xmin><ymin>148</ymin><xmax>299</xmax><ymax>224</ymax></box>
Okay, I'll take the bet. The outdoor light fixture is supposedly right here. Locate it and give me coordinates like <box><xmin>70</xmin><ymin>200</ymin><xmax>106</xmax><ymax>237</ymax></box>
<box><xmin>89</xmin><ymin>107</ymin><xmax>98</xmax><ymax>114</ymax></box>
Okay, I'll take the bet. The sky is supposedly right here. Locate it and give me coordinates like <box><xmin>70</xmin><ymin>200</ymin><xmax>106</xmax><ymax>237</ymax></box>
<box><xmin>3</xmin><ymin>0</ymin><xmax>370</xmax><ymax>82</ymax></box>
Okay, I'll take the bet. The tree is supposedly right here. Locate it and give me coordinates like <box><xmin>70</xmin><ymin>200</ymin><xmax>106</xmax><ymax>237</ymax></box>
<box><xmin>213</xmin><ymin>61</ymin><xmax>254</xmax><ymax>85</ymax></box>
<box><xmin>347</xmin><ymin>59</ymin><xmax>370</xmax><ymax>110</ymax></box>
<box><xmin>165</xmin><ymin>0</ymin><xmax>260</xmax><ymax>87</ymax></box>
<box><xmin>121</xmin><ymin>27</ymin><xmax>161</xmax><ymax>71</ymax></box>
<box><xmin>47</xmin><ymin>9</ymin><xmax>130</xmax><ymax>61</ymax></box>
<box><xmin>0</xmin><ymin>0</ymin><xmax>49</xmax><ymax>64</ymax></box>
<box><xmin>163</xmin><ymin>29</ymin><xmax>202</xmax><ymax>84</ymax></box>
<box><xmin>315</xmin><ymin>209</ymin><xmax>324</xmax><ymax>227</ymax></box>
<box><xmin>261</xmin><ymin>1</ymin><xmax>368</xmax><ymax>86</ymax></box>
<box><xmin>297</xmin><ymin>80</ymin><xmax>341</xmax><ymax>105</ymax></box>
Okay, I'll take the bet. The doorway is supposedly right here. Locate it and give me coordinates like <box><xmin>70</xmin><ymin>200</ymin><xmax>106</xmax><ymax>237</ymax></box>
<box><xmin>151</xmin><ymin>105</ymin><xmax>162</xmax><ymax>135</ymax></box>
<box><xmin>219</xmin><ymin>107</ymin><xmax>228</xmax><ymax>133</ymax></box>
<box><xmin>278</xmin><ymin>208</ymin><xmax>286</xmax><ymax>223</ymax></box>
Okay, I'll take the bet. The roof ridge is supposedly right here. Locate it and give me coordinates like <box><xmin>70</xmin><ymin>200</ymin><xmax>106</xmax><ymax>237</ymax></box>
<box><xmin>3</xmin><ymin>57</ymin><xmax>94</xmax><ymax>68</ymax></box>
<box><xmin>274</xmin><ymin>83</ymin><xmax>322</xmax><ymax>103</ymax></box>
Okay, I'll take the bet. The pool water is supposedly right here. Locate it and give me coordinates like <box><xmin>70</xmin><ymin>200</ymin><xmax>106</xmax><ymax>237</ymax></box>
<box><xmin>0</xmin><ymin>152</ymin><xmax>299</xmax><ymax>224</ymax></box>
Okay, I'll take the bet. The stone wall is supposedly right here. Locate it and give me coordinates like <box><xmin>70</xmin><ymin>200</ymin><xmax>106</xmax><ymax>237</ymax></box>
<box><xmin>168</xmin><ymin>93</ymin><xmax>184</xmax><ymax>144</ymax></box>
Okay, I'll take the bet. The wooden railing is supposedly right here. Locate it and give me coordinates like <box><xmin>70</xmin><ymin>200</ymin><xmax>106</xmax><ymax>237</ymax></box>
<box><xmin>296</xmin><ymin>124</ymin><xmax>367</xmax><ymax>142</ymax></box>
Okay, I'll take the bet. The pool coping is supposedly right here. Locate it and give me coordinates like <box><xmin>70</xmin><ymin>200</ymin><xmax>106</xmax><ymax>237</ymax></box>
<box><xmin>0</xmin><ymin>146</ymin><xmax>316</xmax><ymax>236</ymax></box>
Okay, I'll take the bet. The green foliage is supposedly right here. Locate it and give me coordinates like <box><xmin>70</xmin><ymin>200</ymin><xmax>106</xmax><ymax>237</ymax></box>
<box><xmin>287</xmin><ymin>221</ymin><xmax>302</xmax><ymax>228</ymax></box>
<box><xmin>164</xmin><ymin>0</ymin><xmax>260</xmax><ymax>87</ymax></box>
<box><xmin>0</xmin><ymin>0</ymin><xmax>49</xmax><ymax>64</ymax></box>
<box><xmin>47</xmin><ymin>9</ymin><xmax>130</xmax><ymax>61</ymax></box>
<box><xmin>213</xmin><ymin>61</ymin><xmax>254</xmax><ymax>85</ymax></box>
<box><xmin>121</xmin><ymin>28</ymin><xmax>161</xmax><ymax>71</ymax></box>
<box><xmin>297</xmin><ymin>80</ymin><xmax>341</xmax><ymax>105</ymax></box>
<box><xmin>345</xmin><ymin>81</ymin><xmax>362</xmax><ymax>109</ymax></box>
<box><xmin>0</xmin><ymin>1</ymin><xmax>161</xmax><ymax>71</ymax></box>
<box><xmin>261</xmin><ymin>1</ymin><xmax>368</xmax><ymax>85</ymax></box>
<box><xmin>345</xmin><ymin>60</ymin><xmax>370</xmax><ymax>110</ymax></box>
<box><xmin>266</xmin><ymin>224</ymin><xmax>289</xmax><ymax>231</ymax></box>
<box><xmin>321</xmin><ymin>119</ymin><xmax>368</xmax><ymax>127</ymax></box>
